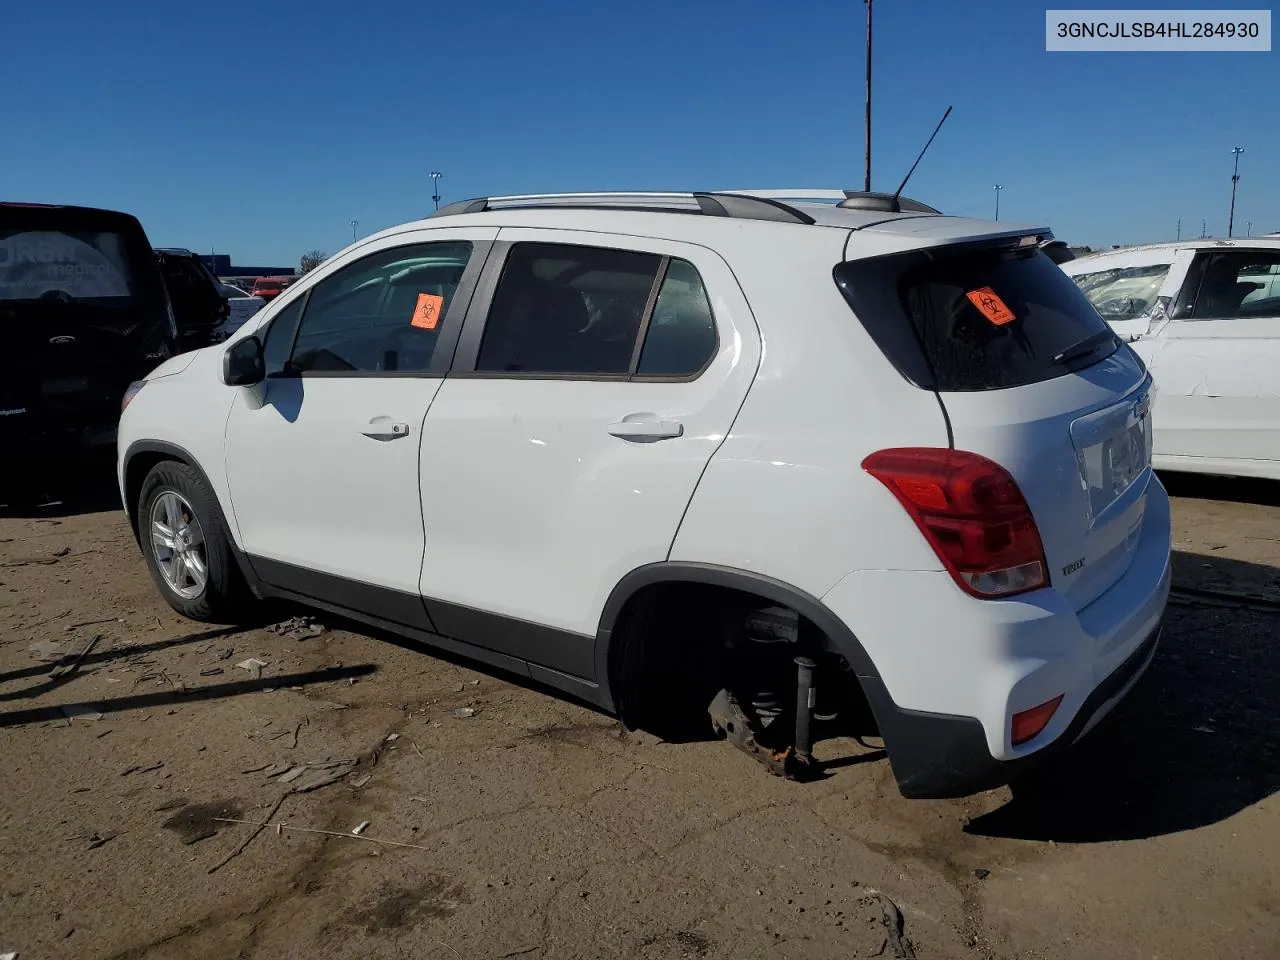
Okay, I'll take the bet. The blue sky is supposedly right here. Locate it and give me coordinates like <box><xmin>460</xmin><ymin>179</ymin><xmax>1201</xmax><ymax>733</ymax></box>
<box><xmin>4</xmin><ymin>1</ymin><xmax>1276</xmax><ymax>263</ymax></box>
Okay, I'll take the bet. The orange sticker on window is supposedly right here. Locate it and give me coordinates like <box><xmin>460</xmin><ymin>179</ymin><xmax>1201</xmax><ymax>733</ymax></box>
<box><xmin>965</xmin><ymin>287</ymin><xmax>1016</xmax><ymax>326</ymax></box>
<box><xmin>410</xmin><ymin>293</ymin><xmax>444</xmax><ymax>330</ymax></box>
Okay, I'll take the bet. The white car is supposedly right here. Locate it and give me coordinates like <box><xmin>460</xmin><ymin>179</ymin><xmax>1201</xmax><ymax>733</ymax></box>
<box><xmin>116</xmin><ymin>189</ymin><xmax>1170</xmax><ymax>798</ymax></box>
<box><xmin>210</xmin><ymin>282</ymin><xmax>266</xmax><ymax>342</ymax></box>
<box><xmin>1062</xmin><ymin>239</ymin><xmax>1280</xmax><ymax>480</ymax></box>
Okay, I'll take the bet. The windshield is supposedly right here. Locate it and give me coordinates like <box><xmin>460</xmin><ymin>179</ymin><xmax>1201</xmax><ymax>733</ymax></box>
<box><xmin>1071</xmin><ymin>264</ymin><xmax>1171</xmax><ymax>322</ymax></box>
<box><xmin>0</xmin><ymin>229</ymin><xmax>137</xmax><ymax>302</ymax></box>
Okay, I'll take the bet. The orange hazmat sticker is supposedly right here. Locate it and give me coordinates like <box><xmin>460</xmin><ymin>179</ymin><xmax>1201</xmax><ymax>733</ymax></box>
<box><xmin>965</xmin><ymin>287</ymin><xmax>1015</xmax><ymax>326</ymax></box>
<box><xmin>410</xmin><ymin>293</ymin><xmax>444</xmax><ymax>330</ymax></box>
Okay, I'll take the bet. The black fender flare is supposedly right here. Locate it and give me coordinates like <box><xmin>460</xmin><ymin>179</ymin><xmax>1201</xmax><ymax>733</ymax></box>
<box><xmin>593</xmin><ymin>561</ymin><xmax>884</xmax><ymax>705</ymax></box>
<box><xmin>120</xmin><ymin>439</ymin><xmax>262</xmax><ymax>596</ymax></box>
<box><xmin>592</xmin><ymin>562</ymin><xmax>1008</xmax><ymax>799</ymax></box>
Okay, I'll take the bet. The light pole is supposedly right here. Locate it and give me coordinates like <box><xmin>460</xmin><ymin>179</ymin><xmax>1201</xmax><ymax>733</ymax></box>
<box><xmin>1228</xmin><ymin>146</ymin><xmax>1244</xmax><ymax>238</ymax></box>
<box><xmin>1176</xmin><ymin>218</ymin><xmax>1181</xmax><ymax>241</ymax></box>
<box><xmin>429</xmin><ymin>171</ymin><xmax>442</xmax><ymax>211</ymax></box>
<box><xmin>993</xmin><ymin>184</ymin><xmax>1003</xmax><ymax>221</ymax></box>
<box><xmin>1247</xmin><ymin>221</ymin><xmax>1252</xmax><ymax>237</ymax></box>
<box><xmin>351</xmin><ymin>220</ymin><xmax>358</xmax><ymax>242</ymax></box>
<box><xmin>863</xmin><ymin>0</ymin><xmax>873</xmax><ymax>192</ymax></box>
<box><xmin>1201</xmin><ymin>219</ymin><xmax>1207</xmax><ymax>239</ymax></box>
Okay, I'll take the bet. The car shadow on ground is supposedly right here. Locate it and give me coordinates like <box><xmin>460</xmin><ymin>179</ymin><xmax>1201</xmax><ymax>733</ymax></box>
<box><xmin>966</xmin><ymin>549</ymin><xmax>1280</xmax><ymax>843</ymax></box>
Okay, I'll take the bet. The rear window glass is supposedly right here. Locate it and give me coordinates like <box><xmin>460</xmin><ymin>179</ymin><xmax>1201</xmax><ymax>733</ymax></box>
<box><xmin>0</xmin><ymin>229</ymin><xmax>136</xmax><ymax>301</ymax></box>
<box><xmin>836</xmin><ymin>246</ymin><xmax>1119</xmax><ymax>392</ymax></box>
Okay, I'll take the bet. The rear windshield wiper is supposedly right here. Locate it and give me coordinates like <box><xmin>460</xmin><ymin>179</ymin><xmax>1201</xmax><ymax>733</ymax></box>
<box><xmin>1053</xmin><ymin>329</ymin><xmax>1117</xmax><ymax>365</ymax></box>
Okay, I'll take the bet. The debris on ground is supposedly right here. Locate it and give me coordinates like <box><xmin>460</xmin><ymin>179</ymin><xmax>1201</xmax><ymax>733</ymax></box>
<box><xmin>265</xmin><ymin>758</ymin><xmax>360</xmax><ymax>793</ymax></box>
<box><xmin>454</xmin><ymin>707</ymin><xmax>476</xmax><ymax>718</ymax></box>
<box><xmin>235</xmin><ymin>658</ymin><xmax>267</xmax><ymax>679</ymax></box>
<box><xmin>862</xmin><ymin>892</ymin><xmax>916</xmax><ymax>959</ymax></box>
<box><xmin>350</xmin><ymin>774</ymin><xmax>372</xmax><ymax>789</ymax></box>
<box><xmin>60</xmin><ymin>703</ymin><xmax>103</xmax><ymax>722</ymax></box>
<box><xmin>199</xmin><ymin>668</ymin><xmax>224</xmax><ymax>677</ymax></box>
<box><xmin>121</xmin><ymin>762</ymin><xmax>164</xmax><ymax>777</ymax></box>
<box><xmin>973</xmin><ymin>868</ymin><xmax>991</xmax><ymax>880</ymax></box>
<box><xmin>48</xmin><ymin>634</ymin><xmax>101</xmax><ymax>680</ymax></box>
<box><xmin>267</xmin><ymin>616</ymin><xmax>327</xmax><ymax>641</ymax></box>
<box><xmin>0</xmin><ymin>949</ymin><xmax>18</xmax><ymax>960</ymax></box>
<box><xmin>28</xmin><ymin>639</ymin><xmax>69</xmax><ymax>662</ymax></box>
<box><xmin>352</xmin><ymin>820</ymin><xmax>370</xmax><ymax>836</ymax></box>
<box><xmin>384</xmin><ymin>733</ymin><xmax>400</xmax><ymax>743</ymax></box>
<box><xmin>86</xmin><ymin>831</ymin><xmax>118</xmax><ymax>850</ymax></box>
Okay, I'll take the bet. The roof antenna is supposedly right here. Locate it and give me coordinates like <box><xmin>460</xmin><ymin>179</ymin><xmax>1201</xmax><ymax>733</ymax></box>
<box><xmin>891</xmin><ymin>105</ymin><xmax>952</xmax><ymax>205</ymax></box>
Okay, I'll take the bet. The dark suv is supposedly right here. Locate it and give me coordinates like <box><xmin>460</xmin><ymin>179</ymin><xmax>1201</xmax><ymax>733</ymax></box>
<box><xmin>153</xmin><ymin>248</ymin><xmax>230</xmax><ymax>350</ymax></box>
<box><xmin>1</xmin><ymin>202</ymin><xmax>176</xmax><ymax>503</ymax></box>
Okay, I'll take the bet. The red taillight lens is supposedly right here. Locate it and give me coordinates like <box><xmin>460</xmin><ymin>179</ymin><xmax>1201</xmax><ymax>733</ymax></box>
<box><xmin>1011</xmin><ymin>695</ymin><xmax>1063</xmax><ymax>745</ymax></box>
<box><xmin>863</xmin><ymin>447</ymin><xmax>1048</xmax><ymax>599</ymax></box>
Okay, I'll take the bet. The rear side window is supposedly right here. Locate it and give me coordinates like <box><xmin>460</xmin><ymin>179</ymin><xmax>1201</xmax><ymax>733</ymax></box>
<box><xmin>836</xmin><ymin>246</ymin><xmax>1118</xmax><ymax>392</ymax></box>
<box><xmin>0</xmin><ymin>229</ymin><xmax>137</xmax><ymax>301</ymax></box>
<box><xmin>1072</xmin><ymin>264</ymin><xmax>1171</xmax><ymax>322</ymax></box>
<box><xmin>476</xmin><ymin>243</ymin><xmax>717</xmax><ymax>378</ymax></box>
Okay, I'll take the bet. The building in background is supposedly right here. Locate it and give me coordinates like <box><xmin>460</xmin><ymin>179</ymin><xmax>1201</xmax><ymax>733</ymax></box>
<box><xmin>199</xmin><ymin>253</ymin><xmax>295</xmax><ymax>285</ymax></box>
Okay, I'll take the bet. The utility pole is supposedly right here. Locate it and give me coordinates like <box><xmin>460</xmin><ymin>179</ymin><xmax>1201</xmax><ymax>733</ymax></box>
<box><xmin>1201</xmin><ymin>219</ymin><xmax>1207</xmax><ymax>239</ymax></box>
<box><xmin>1247</xmin><ymin>221</ymin><xmax>1252</xmax><ymax>237</ymax></box>
<box><xmin>430</xmin><ymin>171</ymin><xmax>443</xmax><ymax>211</ymax></box>
<box><xmin>863</xmin><ymin>0</ymin><xmax>873</xmax><ymax>192</ymax></box>
<box><xmin>993</xmin><ymin>184</ymin><xmax>1003</xmax><ymax>221</ymax></box>
<box><xmin>1228</xmin><ymin>146</ymin><xmax>1244</xmax><ymax>238</ymax></box>
<box><xmin>1176</xmin><ymin>218</ymin><xmax>1181</xmax><ymax>241</ymax></box>
<box><xmin>351</xmin><ymin>220</ymin><xmax>358</xmax><ymax>242</ymax></box>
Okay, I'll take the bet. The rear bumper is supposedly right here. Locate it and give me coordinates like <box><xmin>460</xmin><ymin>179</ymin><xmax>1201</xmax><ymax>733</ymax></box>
<box><xmin>864</xmin><ymin>618</ymin><xmax>1161</xmax><ymax>798</ymax></box>
<box><xmin>821</xmin><ymin>476</ymin><xmax>1172</xmax><ymax>798</ymax></box>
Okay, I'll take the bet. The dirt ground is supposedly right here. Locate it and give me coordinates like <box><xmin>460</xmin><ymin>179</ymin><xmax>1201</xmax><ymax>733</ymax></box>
<box><xmin>1</xmin><ymin>473</ymin><xmax>1278</xmax><ymax>960</ymax></box>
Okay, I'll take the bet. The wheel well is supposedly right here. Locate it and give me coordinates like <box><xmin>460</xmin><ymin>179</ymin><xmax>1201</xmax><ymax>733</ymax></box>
<box><xmin>607</xmin><ymin>579</ymin><xmax>874</xmax><ymax>741</ymax></box>
<box><xmin>123</xmin><ymin>451</ymin><xmax>182</xmax><ymax>539</ymax></box>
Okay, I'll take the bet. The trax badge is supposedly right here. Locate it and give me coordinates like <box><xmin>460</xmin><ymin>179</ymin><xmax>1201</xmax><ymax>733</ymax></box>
<box><xmin>1062</xmin><ymin>558</ymin><xmax>1085</xmax><ymax>576</ymax></box>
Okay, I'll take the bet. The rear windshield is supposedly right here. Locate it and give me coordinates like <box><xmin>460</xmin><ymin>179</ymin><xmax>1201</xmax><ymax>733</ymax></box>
<box><xmin>835</xmin><ymin>244</ymin><xmax>1119</xmax><ymax>392</ymax></box>
<box><xmin>0</xmin><ymin>228</ymin><xmax>140</xmax><ymax>303</ymax></box>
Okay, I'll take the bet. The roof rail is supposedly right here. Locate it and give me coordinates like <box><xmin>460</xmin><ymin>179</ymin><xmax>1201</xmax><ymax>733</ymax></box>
<box><xmin>722</xmin><ymin>189</ymin><xmax>941</xmax><ymax>215</ymax></box>
<box><xmin>432</xmin><ymin>191</ymin><xmax>816</xmax><ymax>225</ymax></box>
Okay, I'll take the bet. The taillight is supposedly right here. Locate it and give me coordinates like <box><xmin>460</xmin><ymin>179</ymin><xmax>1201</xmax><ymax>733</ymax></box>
<box><xmin>863</xmin><ymin>448</ymin><xmax>1048</xmax><ymax>599</ymax></box>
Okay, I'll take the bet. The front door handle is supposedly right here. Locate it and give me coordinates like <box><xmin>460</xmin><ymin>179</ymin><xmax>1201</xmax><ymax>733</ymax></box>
<box><xmin>362</xmin><ymin>417</ymin><xmax>410</xmax><ymax>441</ymax></box>
<box><xmin>607</xmin><ymin>417</ymin><xmax>683</xmax><ymax>441</ymax></box>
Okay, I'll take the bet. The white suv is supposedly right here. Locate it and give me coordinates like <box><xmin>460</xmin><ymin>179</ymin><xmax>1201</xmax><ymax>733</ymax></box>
<box><xmin>117</xmin><ymin>189</ymin><xmax>1171</xmax><ymax>798</ymax></box>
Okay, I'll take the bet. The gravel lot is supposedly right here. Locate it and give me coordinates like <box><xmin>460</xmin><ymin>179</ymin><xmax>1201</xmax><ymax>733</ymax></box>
<box><xmin>1</xmin><ymin>473</ymin><xmax>1277</xmax><ymax>959</ymax></box>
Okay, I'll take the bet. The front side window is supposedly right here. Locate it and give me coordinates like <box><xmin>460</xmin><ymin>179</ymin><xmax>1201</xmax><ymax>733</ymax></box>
<box><xmin>476</xmin><ymin>243</ymin><xmax>717</xmax><ymax>377</ymax></box>
<box><xmin>287</xmin><ymin>241</ymin><xmax>472</xmax><ymax>374</ymax></box>
<box><xmin>1072</xmin><ymin>264</ymin><xmax>1171</xmax><ymax>322</ymax></box>
<box><xmin>261</xmin><ymin>296</ymin><xmax>304</xmax><ymax>377</ymax></box>
<box><xmin>1190</xmin><ymin>252</ymin><xmax>1280</xmax><ymax>319</ymax></box>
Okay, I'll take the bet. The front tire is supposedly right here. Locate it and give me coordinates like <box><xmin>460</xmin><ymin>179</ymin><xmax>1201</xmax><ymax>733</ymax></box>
<box><xmin>138</xmin><ymin>461</ymin><xmax>249</xmax><ymax>622</ymax></box>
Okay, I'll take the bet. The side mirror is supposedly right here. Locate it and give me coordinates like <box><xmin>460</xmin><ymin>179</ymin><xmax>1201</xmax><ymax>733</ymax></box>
<box><xmin>223</xmin><ymin>335</ymin><xmax>265</xmax><ymax>386</ymax></box>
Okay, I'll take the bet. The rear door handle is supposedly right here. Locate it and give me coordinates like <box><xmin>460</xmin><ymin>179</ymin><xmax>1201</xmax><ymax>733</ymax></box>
<box><xmin>362</xmin><ymin>417</ymin><xmax>410</xmax><ymax>441</ymax></box>
<box><xmin>607</xmin><ymin>418</ymin><xmax>683</xmax><ymax>441</ymax></box>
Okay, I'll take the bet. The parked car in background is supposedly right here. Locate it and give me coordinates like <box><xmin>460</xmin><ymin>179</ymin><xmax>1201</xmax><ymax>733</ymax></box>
<box><xmin>1</xmin><ymin>201</ymin><xmax>175</xmax><ymax>503</ymax></box>
<box><xmin>250</xmin><ymin>275</ymin><xmax>295</xmax><ymax>302</ymax></box>
<box><xmin>211</xmin><ymin>282</ymin><xmax>265</xmax><ymax>343</ymax></box>
<box><xmin>154</xmin><ymin>248</ymin><xmax>228</xmax><ymax>350</ymax></box>
<box><xmin>117</xmin><ymin>188</ymin><xmax>1169</xmax><ymax>799</ymax></box>
<box><xmin>1039</xmin><ymin>239</ymin><xmax>1076</xmax><ymax>264</ymax></box>
<box><xmin>1063</xmin><ymin>238</ymin><xmax>1280</xmax><ymax>480</ymax></box>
